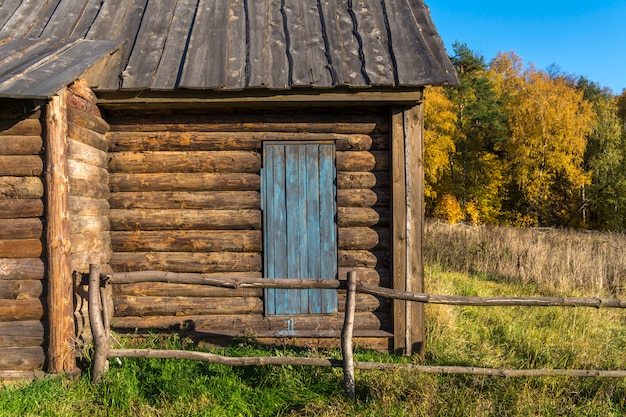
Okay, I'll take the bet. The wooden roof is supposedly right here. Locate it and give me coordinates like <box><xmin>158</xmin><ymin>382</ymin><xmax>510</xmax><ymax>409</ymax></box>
<box><xmin>0</xmin><ymin>0</ymin><xmax>458</xmax><ymax>98</ymax></box>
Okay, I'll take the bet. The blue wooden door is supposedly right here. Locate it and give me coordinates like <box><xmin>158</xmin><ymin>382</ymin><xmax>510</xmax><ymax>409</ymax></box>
<box><xmin>262</xmin><ymin>142</ymin><xmax>337</xmax><ymax>315</ymax></box>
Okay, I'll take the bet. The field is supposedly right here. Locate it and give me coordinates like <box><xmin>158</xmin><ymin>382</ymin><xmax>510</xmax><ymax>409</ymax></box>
<box><xmin>0</xmin><ymin>224</ymin><xmax>625</xmax><ymax>416</ymax></box>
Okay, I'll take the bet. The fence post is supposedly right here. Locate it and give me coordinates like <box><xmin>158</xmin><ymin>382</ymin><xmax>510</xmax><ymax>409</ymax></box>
<box><xmin>342</xmin><ymin>271</ymin><xmax>357</xmax><ymax>400</ymax></box>
<box><xmin>88</xmin><ymin>264</ymin><xmax>108</xmax><ymax>383</ymax></box>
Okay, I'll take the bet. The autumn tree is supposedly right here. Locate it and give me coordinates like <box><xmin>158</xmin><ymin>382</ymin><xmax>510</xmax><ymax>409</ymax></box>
<box><xmin>580</xmin><ymin>80</ymin><xmax>626</xmax><ymax>230</ymax></box>
<box><xmin>499</xmin><ymin>64</ymin><xmax>594</xmax><ymax>226</ymax></box>
<box><xmin>423</xmin><ymin>86</ymin><xmax>457</xmax><ymax>216</ymax></box>
<box><xmin>445</xmin><ymin>42</ymin><xmax>508</xmax><ymax>223</ymax></box>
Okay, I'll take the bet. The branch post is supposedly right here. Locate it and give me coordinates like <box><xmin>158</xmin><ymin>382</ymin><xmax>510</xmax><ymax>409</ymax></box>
<box><xmin>342</xmin><ymin>271</ymin><xmax>357</xmax><ymax>400</ymax></box>
<box><xmin>88</xmin><ymin>264</ymin><xmax>109</xmax><ymax>383</ymax></box>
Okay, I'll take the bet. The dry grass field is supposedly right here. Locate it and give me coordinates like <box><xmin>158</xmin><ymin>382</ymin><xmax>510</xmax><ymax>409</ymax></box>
<box><xmin>424</xmin><ymin>220</ymin><xmax>626</xmax><ymax>297</ymax></box>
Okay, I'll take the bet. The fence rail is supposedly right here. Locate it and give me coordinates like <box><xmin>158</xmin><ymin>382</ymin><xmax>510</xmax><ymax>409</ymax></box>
<box><xmin>88</xmin><ymin>265</ymin><xmax>626</xmax><ymax>399</ymax></box>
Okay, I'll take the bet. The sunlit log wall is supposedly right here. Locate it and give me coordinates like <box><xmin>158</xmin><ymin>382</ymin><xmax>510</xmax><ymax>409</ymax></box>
<box><xmin>66</xmin><ymin>80</ymin><xmax>112</xmax><ymax>343</ymax></box>
<box><xmin>106</xmin><ymin>106</ymin><xmax>393</xmax><ymax>350</ymax></box>
<box><xmin>0</xmin><ymin>100</ymin><xmax>47</xmax><ymax>373</ymax></box>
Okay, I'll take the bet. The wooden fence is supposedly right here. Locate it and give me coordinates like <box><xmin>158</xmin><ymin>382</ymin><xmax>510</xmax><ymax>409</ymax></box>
<box><xmin>87</xmin><ymin>265</ymin><xmax>626</xmax><ymax>399</ymax></box>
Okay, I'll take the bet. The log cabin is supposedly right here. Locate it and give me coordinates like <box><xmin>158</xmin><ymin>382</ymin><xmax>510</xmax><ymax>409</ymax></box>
<box><xmin>0</xmin><ymin>0</ymin><xmax>458</xmax><ymax>379</ymax></box>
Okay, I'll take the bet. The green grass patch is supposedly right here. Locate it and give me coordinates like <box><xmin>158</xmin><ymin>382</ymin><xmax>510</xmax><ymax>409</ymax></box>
<box><xmin>1</xmin><ymin>266</ymin><xmax>624</xmax><ymax>416</ymax></box>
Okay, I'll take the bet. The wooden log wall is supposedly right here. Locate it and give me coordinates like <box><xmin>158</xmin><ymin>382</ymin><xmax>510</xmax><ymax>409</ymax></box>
<box><xmin>65</xmin><ymin>80</ymin><xmax>112</xmax><ymax>343</ymax></box>
<box><xmin>106</xmin><ymin>106</ymin><xmax>393</xmax><ymax>349</ymax></box>
<box><xmin>0</xmin><ymin>100</ymin><xmax>47</xmax><ymax>373</ymax></box>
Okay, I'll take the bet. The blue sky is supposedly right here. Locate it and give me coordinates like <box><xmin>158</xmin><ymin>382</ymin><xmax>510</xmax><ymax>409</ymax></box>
<box><xmin>426</xmin><ymin>0</ymin><xmax>626</xmax><ymax>94</ymax></box>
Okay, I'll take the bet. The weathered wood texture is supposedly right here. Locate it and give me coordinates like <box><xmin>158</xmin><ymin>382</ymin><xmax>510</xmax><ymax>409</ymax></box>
<box><xmin>107</xmin><ymin>108</ymin><xmax>392</xmax><ymax>348</ymax></box>
<box><xmin>66</xmin><ymin>81</ymin><xmax>112</xmax><ymax>274</ymax></box>
<box><xmin>65</xmin><ymin>81</ymin><xmax>112</xmax><ymax>348</ymax></box>
<box><xmin>0</xmin><ymin>100</ymin><xmax>48</xmax><ymax>374</ymax></box>
<box><xmin>45</xmin><ymin>91</ymin><xmax>75</xmax><ymax>374</ymax></box>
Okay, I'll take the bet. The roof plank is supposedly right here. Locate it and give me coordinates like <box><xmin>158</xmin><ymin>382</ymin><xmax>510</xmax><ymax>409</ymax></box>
<box><xmin>247</xmin><ymin>0</ymin><xmax>289</xmax><ymax>89</ymax></box>
<box><xmin>151</xmin><ymin>0</ymin><xmax>199</xmax><ymax>90</ymax></box>
<box><xmin>0</xmin><ymin>40</ymin><xmax>119</xmax><ymax>98</ymax></box>
<box><xmin>179</xmin><ymin>0</ymin><xmax>229</xmax><ymax>89</ymax></box>
<box><xmin>0</xmin><ymin>0</ymin><xmax>52</xmax><ymax>39</ymax></box>
<box><xmin>24</xmin><ymin>0</ymin><xmax>63</xmax><ymax>38</ymax></box>
<box><xmin>121</xmin><ymin>0</ymin><xmax>177</xmax><ymax>89</ymax></box>
<box><xmin>383</xmin><ymin>0</ymin><xmax>454</xmax><ymax>86</ymax></box>
<box><xmin>282</xmin><ymin>0</ymin><xmax>312</xmax><ymax>86</ymax></box>
<box><xmin>0</xmin><ymin>0</ymin><xmax>23</xmax><ymax>30</ymax></box>
<box><xmin>223</xmin><ymin>0</ymin><xmax>246</xmax><ymax>90</ymax></box>
<box><xmin>352</xmin><ymin>0</ymin><xmax>395</xmax><ymax>86</ymax></box>
<box><xmin>319</xmin><ymin>0</ymin><xmax>367</xmax><ymax>87</ymax></box>
<box><xmin>67</xmin><ymin>0</ymin><xmax>107</xmax><ymax>38</ymax></box>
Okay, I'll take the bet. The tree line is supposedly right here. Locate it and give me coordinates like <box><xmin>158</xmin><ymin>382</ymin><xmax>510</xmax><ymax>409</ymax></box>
<box><xmin>424</xmin><ymin>42</ymin><xmax>626</xmax><ymax>231</ymax></box>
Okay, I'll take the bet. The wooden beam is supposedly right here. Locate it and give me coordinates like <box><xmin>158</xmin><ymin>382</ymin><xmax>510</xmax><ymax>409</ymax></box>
<box><xmin>45</xmin><ymin>90</ymin><xmax>76</xmax><ymax>374</ymax></box>
<box><xmin>391</xmin><ymin>104</ymin><xmax>425</xmax><ymax>355</ymax></box>
<box><xmin>405</xmin><ymin>104</ymin><xmax>425</xmax><ymax>355</ymax></box>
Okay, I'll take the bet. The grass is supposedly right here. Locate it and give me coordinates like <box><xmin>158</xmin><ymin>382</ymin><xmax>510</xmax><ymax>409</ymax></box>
<box><xmin>1</xmin><ymin>264</ymin><xmax>624</xmax><ymax>416</ymax></box>
<box><xmin>424</xmin><ymin>220</ymin><xmax>626</xmax><ymax>297</ymax></box>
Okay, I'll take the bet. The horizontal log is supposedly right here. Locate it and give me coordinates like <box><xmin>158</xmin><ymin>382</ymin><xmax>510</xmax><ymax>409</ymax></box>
<box><xmin>70</xmin><ymin>232</ymin><xmax>111</xmax><ymax>254</ymax></box>
<box><xmin>68</xmin><ymin>138</ymin><xmax>109</xmax><ymax>168</ymax></box>
<box><xmin>113</xmin><ymin>282</ymin><xmax>263</xmax><ymax>298</ymax></box>
<box><xmin>199</xmin><ymin>329</ymin><xmax>392</xmax><ymax>339</ymax></box>
<box><xmin>0</xmin><ymin>118</ymin><xmax>41</xmax><ymax>136</ymax></box>
<box><xmin>109</xmin><ymin>173</ymin><xmax>260</xmax><ymax>192</ymax></box>
<box><xmin>0</xmin><ymin>199</ymin><xmax>44</xmax><ymax>218</ymax></box>
<box><xmin>0</xmin><ymin>258</ymin><xmax>45</xmax><ymax>280</ymax></box>
<box><xmin>70</xmin><ymin>216</ymin><xmax>110</xmax><ymax>234</ymax></box>
<box><xmin>0</xmin><ymin>335</ymin><xmax>44</xmax><ymax>349</ymax></box>
<box><xmin>338</xmin><ymin>250</ymin><xmax>383</xmax><ymax>268</ymax></box>
<box><xmin>109</xmin><ymin>209</ymin><xmax>261</xmax><ymax>230</ymax></box>
<box><xmin>0</xmin><ymin>177</ymin><xmax>44</xmax><ymax>199</ymax></box>
<box><xmin>111</xmin><ymin>230</ymin><xmax>261</xmax><ymax>252</ymax></box>
<box><xmin>68</xmin><ymin>159</ymin><xmax>108</xmax><ymax>183</ymax></box>
<box><xmin>338</xmin><ymin>227</ymin><xmax>390</xmax><ymax>250</ymax></box>
<box><xmin>357</xmin><ymin>283</ymin><xmax>626</xmax><ymax>309</ymax></box>
<box><xmin>69</xmin><ymin>196</ymin><xmax>109</xmax><ymax>216</ymax></box>
<box><xmin>68</xmin><ymin>121</ymin><xmax>108</xmax><ymax>151</ymax></box>
<box><xmin>110</xmin><ymin>252</ymin><xmax>262</xmax><ymax>273</ymax></box>
<box><xmin>338</xmin><ymin>293</ymin><xmax>386</xmax><ymax>313</ymax></box>
<box><xmin>71</xmin><ymin>250</ymin><xmax>113</xmax><ymax>274</ymax></box>
<box><xmin>0</xmin><ymin>320</ymin><xmax>46</xmax><ymax>337</ymax></box>
<box><xmin>109</xmin><ymin>191</ymin><xmax>260</xmax><ymax>210</ymax></box>
<box><xmin>0</xmin><ymin>136</ymin><xmax>43</xmax><ymax>155</ymax></box>
<box><xmin>105</xmin><ymin>269</ymin><xmax>262</xmax><ymax>280</ymax></box>
<box><xmin>337</xmin><ymin>207</ymin><xmax>389</xmax><ymax>227</ymax></box>
<box><xmin>67</xmin><ymin>106</ymin><xmax>109</xmax><ymax>134</ymax></box>
<box><xmin>105</xmin><ymin>269</ymin><xmax>387</xmax><ymax>288</ymax></box>
<box><xmin>69</xmin><ymin>177</ymin><xmax>110</xmax><ymax>199</ymax></box>
<box><xmin>112</xmin><ymin>311</ymin><xmax>390</xmax><ymax>332</ymax></box>
<box><xmin>108</xmin><ymin>113</ymin><xmax>388</xmax><ymax>134</ymax></box>
<box><xmin>0</xmin><ymin>280</ymin><xmax>43</xmax><ymax>299</ymax></box>
<box><xmin>108</xmin><ymin>151</ymin><xmax>261</xmax><ymax>174</ymax></box>
<box><xmin>0</xmin><ymin>156</ymin><xmax>43</xmax><ymax>176</ymax></box>
<box><xmin>0</xmin><ymin>218</ymin><xmax>43</xmax><ymax>240</ymax></box>
<box><xmin>0</xmin><ymin>239</ymin><xmax>43</xmax><ymax>258</ymax></box>
<box><xmin>336</xmin><ymin>151</ymin><xmax>389</xmax><ymax>172</ymax></box>
<box><xmin>338</xmin><ymin>267</ymin><xmax>390</xmax><ymax>287</ymax></box>
<box><xmin>111</xmin><ymin>291</ymin><xmax>382</xmax><ymax>317</ymax></box>
<box><xmin>107</xmin><ymin>131</ymin><xmax>375</xmax><ymax>152</ymax></box>
<box><xmin>114</xmin><ymin>296</ymin><xmax>263</xmax><ymax>316</ymax></box>
<box><xmin>67</xmin><ymin>86</ymin><xmax>100</xmax><ymax>116</ymax></box>
<box><xmin>0</xmin><ymin>347</ymin><xmax>45</xmax><ymax>371</ymax></box>
<box><xmin>337</xmin><ymin>171</ymin><xmax>389</xmax><ymax>189</ymax></box>
<box><xmin>337</xmin><ymin>188</ymin><xmax>390</xmax><ymax>208</ymax></box>
<box><xmin>0</xmin><ymin>299</ymin><xmax>44</xmax><ymax>321</ymax></box>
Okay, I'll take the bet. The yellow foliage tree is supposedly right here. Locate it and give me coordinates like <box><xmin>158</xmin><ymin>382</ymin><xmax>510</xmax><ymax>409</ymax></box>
<box><xmin>423</xmin><ymin>86</ymin><xmax>457</xmax><ymax>210</ymax></box>
<box><xmin>500</xmin><ymin>66</ymin><xmax>594</xmax><ymax>225</ymax></box>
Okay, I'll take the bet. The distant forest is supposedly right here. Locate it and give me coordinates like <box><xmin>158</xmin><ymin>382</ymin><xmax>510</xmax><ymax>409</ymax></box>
<box><xmin>424</xmin><ymin>42</ymin><xmax>626</xmax><ymax>231</ymax></box>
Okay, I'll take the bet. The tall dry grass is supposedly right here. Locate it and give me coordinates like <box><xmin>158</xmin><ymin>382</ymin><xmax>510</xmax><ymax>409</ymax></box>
<box><xmin>424</xmin><ymin>220</ymin><xmax>626</xmax><ymax>297</ymax></box>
